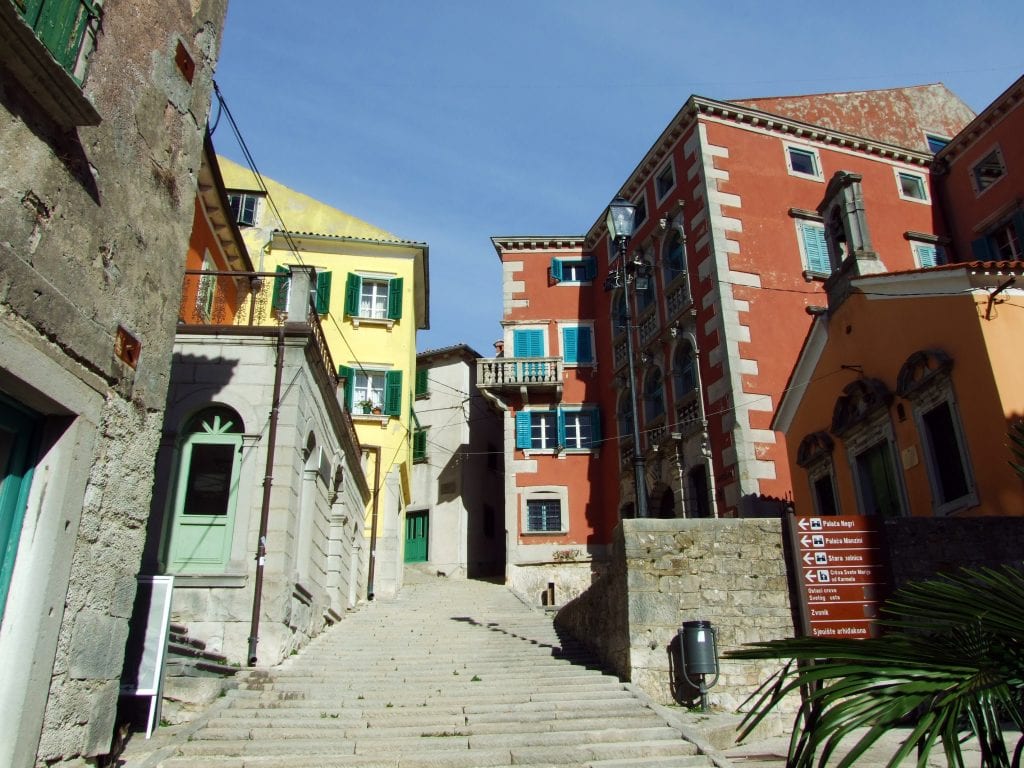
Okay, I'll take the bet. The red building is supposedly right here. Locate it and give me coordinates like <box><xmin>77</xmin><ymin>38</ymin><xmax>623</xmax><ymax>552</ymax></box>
<box><xmin>481</xmin><ymin>85</ymin><xmax>975</xmax><ymax>602</ymax></box>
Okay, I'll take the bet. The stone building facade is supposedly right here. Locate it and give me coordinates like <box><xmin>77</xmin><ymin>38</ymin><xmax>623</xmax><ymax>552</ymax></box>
<box><xmin>0</xmin><ymin>1</ymin><xmax>227</xmax><ymax>763</ymax></box>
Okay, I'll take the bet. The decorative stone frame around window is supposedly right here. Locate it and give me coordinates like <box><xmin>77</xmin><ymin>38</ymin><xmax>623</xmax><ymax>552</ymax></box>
<box><xmin>784</xmin><ymin>142</ymin><xmax>824</xmax><ymax>181</ymax></box>
<box><xmin>970</xmin><ymin>145</ymin><xmax>1007</xmax><ymax>196</ymax></box>
<box><xmin>520</xmin><ymin>486</ymin><xmax>568</xmax><ymax>535</ymax></box>
<box><xmin>896</xmin><ymin>350</ymin><xmax>977</xmax><ymax>516</ymax></box>
<box><xmin>797</xmin><ymin>431</ymin><xmax>839</xmax><ymax>516</ymax></box>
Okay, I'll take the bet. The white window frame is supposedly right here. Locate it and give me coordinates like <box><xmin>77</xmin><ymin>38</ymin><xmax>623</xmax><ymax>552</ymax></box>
<box><xmin>910</xmin><ymin>380</ymin><xmax>978</xmax><ymax>516</ymax></box>
<box><xmin>228</xmin><ymin>192</ymin><xmax>260</xmax><ymax>226</ymax></box>
<box><xmin>795</xmin><ymin>218</ymin><xmax>831</xmax><ymax>276</ymax></box>
<box><xmin>784</xmin><ymin>142</ymin><xmax>823</xmax><ymax>181</ymax></box>
<box><xmin>655</xmin><ymin>161</ymin><xmax>676</xmax><ymax>203</ymax></box>
<box><xmin>970</xmin><ymin>145</ymin><xmax>1007</xmax><ymax>196</ymax></box>
<box><xmin>521</xmin><ymin>486</ymin><xmax>569</xmax><ymax>535</ymax></box>
<box><xmin>895</xmin><ymin>169</ymin><xmax>929</xmax><ymax>203</ymax></box>
<box><xmin>359</xmin><ymin>277</ymin><xmax>390</xmax><ymax>320</ymax></box>
<box><xmin>910</xmin><ymin>239</ymin><xmax>946</xmax><ymax>269</ymax></box>
<box><xmin>353</xmin><ymin>369</ymin><xmax>388</xmax><ymax>412</ymax></box>
<box><xmin>560</xmin><ymin>407</ymin><xmax>599</xmax><ymax>452</ymax></box>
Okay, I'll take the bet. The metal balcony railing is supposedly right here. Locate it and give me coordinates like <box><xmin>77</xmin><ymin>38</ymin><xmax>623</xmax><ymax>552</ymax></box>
<box><xmin>477</xmin><ymin>357</ymin><xmax>563</xmax><ymax>388</ymax></box>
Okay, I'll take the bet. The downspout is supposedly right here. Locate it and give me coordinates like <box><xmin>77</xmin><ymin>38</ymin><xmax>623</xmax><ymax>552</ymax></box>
<box><xmin>247</xmin><ymin>323</ymin><xmax>286</xmax><ymax>665</ymax></box>
<box><xmin>365</xmin><ymin>445</ymin><xmax>382</xmax><ymax>601</ymax></box>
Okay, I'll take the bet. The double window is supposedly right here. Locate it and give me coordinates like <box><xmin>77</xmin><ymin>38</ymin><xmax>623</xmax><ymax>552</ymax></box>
<box><xmin>971</xmin><ymin>211</ymin><xmax>1024</xmax><ymax>261</ymax></box>
<box><xmin>550</xmin><ymin>257</ymin><xmax>596</xmax><ymax>283</ymax></box>
<box><xmin>227</xmin><ymin>193</ymin><xmax>261</xmax><ymax>226</ymax></box>
<box><xmin>339</xmin><ymin>366</ymin><xmax>403</xmax><ymax>417</ymax></box>
<box><xmin>515</xmin><ymin>407</ymin><xmax>601</xmax><ymax>452</ymax></box>
<box><xmin>344</xmin><ymin>273</ymin><xmax>403</xmax><ymax>322</ymax></box>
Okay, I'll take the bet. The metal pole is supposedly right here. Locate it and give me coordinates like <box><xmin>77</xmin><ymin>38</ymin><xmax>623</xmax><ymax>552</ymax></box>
<box><xmin>619</xmin><ymin>239</ymin><xmax>649</xmax><ymax>519</ymax></box>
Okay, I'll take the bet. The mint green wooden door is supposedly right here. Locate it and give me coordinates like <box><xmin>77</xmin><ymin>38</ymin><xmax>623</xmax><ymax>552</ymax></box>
<box><xmin>0</xmin><ymin>398</ymin><xmax>39</xmax><ymax>625</ymax></box>
<box><xmin>404</xmin><ymin>510</ymin><xmax>428</xmax><ymax>563</ymax></box>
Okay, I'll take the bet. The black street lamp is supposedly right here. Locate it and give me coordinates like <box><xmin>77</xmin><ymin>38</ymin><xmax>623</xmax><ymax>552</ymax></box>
<box><xmin>605</xmin><ymin>195</ymin><xmax>650</xmax><ymax>519</ymax></box>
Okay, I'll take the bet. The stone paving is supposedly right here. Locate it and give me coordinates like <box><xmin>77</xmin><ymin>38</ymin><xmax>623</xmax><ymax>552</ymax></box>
<box><xmin>120</xmin><ymin>569</ymin><xmax>715</xmax><ymax>767</ymax></box>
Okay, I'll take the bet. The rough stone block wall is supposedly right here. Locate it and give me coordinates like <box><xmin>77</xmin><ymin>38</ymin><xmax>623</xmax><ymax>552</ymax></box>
<box><xmin>556</xmin><ymin>518</ymin><xmax>795</xmax><ymax>713</ymax></box>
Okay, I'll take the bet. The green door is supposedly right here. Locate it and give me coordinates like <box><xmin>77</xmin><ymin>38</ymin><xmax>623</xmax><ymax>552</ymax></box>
<box><xmin>404</xmin><ymin>510</ymin><xmax>428</xmax><ymax>563</ymax></box>
<box><xmin>0</xmin><ymin>397</ymin><xmax>40</xmax><ymax>625</ymax></box>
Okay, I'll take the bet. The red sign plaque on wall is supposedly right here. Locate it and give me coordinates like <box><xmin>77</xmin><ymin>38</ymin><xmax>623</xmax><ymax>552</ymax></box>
<box><xmin>787</xmin><ymin>515</ymin><xmax>889</xmax><ymax>639</ymax></box>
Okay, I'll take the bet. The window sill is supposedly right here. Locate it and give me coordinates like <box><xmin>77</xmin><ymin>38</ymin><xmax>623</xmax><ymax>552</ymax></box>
<box><xmin>168</xmin><ymin>573</ymin><xmax>248</xmax><ymax>589</ymax></box>
<box><xmin>352</xmin><ymin>412</ymin><xmax>390</xmax><ymax>427</ymax></box>
<box><xmin>521</xmin><ymin>530</ymin><xmax>568</xmax><ymax>537</ymax></box>
<box><xmin>0</xmin><ymin>3</ymin><xmax>101</xmax><ymax>128</ymax></box>
<box><xmin>349</xmin><ymin>316</ymin><xmax>395</xmax><ymax>330</ymax></box>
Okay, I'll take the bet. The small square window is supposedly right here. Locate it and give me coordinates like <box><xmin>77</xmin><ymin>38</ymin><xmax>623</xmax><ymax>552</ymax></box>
<box><xmin>655</xmin><ymin>163</ymin><xmax>675</xmax><ymax>200</ymax></box>
<box><xmin>526</xmin><ymin>498</ymin><xmax>562</xmax><ymax>533</ymax></box>
<box><xmin>786</xmin><ymin>145</ymin><xmax>822</xmax><ymax>180</ymax></box>
<box><xmin>896</xmin><ymin>171</ymin><xmax>928</xmax><ymax>202</ymax></box>
<box><xmin>228</xmin><ymin>193</ymin><xmax>260</xmax><ymax>226</ymax></box>
<box><xmin>925</xmin><ymin>134</ymin><xmax>949</xmax><ymax>154</ymax></box>
<box><xmin>971</xmin><ymin>147</ymin><xmax>1006</xmax><ymax>195</ymax></box>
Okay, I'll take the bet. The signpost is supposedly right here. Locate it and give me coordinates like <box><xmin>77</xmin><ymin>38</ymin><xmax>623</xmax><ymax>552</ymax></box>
<box><xmin>787</xmin><ymin>515</ymin><xmax>889</xmax><ymax>639</ymax></box>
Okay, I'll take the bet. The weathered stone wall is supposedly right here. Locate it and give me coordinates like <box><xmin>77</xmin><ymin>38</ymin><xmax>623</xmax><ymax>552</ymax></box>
<box><xmin>556</xmin><ymin>519</ymin><xmax>795</xmax><ymax>712</ymax></box>
<box><xmin>0</xmin><ymin>1</ymin><xmax>227</xmax><ymax>762</ymax></box>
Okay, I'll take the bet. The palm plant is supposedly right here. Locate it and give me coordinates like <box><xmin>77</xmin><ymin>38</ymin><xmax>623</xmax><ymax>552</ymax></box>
<box><xmin>1010</xmin><ymin>420</ymin><xmax>1024</xmax><ymax>479</ymax></box>
<box><xmin>728</xmin><ymin>566</ymin><xmax>1024</xmax><ymax>768</ymax></box>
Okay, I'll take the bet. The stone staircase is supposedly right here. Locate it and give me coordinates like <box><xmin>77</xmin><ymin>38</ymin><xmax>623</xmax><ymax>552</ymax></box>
<box><xmin>136</xmin><ymin>573</ymin><xmax>715</xmax><ymax>767</ymax></box>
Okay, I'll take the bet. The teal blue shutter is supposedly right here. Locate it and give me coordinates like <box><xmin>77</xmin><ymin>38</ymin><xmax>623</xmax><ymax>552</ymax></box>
<box><xmin>550</xmin><ymin>258</ymin><xmax>563</xmax><ymax>282</ymax></box>
<box><xmin>338</xmin><ymin>365</ymin><xmax>355</xmax><ymax>409</ymax></box>
<box><xmin>915</xmin><ymin>243</ymin><xmax>939</xmax><ymax>268</ymax></box>
<box><xmin>513</xmin><ymin>329</ymin><xmax>543</xmax><ymax>357</ymax></box>
<box><xmin>589</xmin><ymin>407</ymin><xmax>602</xmax><ymax>445</ymax></box>
<box><xmin>315</xmin><ymin>271</ymin><xmax>332</xmax><ymax>314</ymax></box>
<box><xmin>387</xmin><ymin>277</ymin><xmax>404</xmax><ymax>320</ymax></box>
<box><xmin>515</xmin><ymin>412</ymin><xmax>532</xmax><ymax>449</ymax></box>
<box><xmin>0</xmin><ymin>399</ymin><xmax>40</xmax><ymax>622</ymax></box>
<box><xmin>556</xmin><ymin>410</ymin><xmax>567</xmax><ymax>447</ymax></box>
<box><xmin>384</xmin><ymin>370</ymin><xmax>403</xmax><ymax>416</ymax></box>
<box><xmin>272</xmin><ymin>265</ymin><xmax>290</xmax><ymax>311</ymax></box>
<box><xmin>799</xmin><ymin>223</ymin><xmax>830</xmax><ymax>274</ymax></box>
<box><xmin>971</xmin><ymin>237</ymin><xmax>994</xmax><ymax>261</ymax></box>
<box><xmin>562</xmin><ymin>328</ymin><xmax>578</xmax><ymax>364</ymax></box>
<box><xmin>583</xmin><ymin>257</ymin><xmax>597</xmax><ymax>281</ymax></box>
<box><xmin>344</xmin><ymin>273</ymin><xmax>361</xmax><ymax>317</ymax></box>
<box><xmin>577</xmin><ymin>327</ymin><xmax>593</xmax><ymax>363</ymax></box>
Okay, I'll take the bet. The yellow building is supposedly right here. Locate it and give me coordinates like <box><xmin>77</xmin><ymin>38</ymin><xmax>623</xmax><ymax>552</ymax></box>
<box><xmin>217</xmin><ymin>156</ymin><xmax>429</xmax><ymax>598</ymax></box>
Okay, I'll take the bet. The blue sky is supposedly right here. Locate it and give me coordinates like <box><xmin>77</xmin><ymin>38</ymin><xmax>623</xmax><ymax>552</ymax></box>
<box><xmin>212</xmin><ymin>1</ymin><xmax>1023</xmax><ymax>356</ymax></box>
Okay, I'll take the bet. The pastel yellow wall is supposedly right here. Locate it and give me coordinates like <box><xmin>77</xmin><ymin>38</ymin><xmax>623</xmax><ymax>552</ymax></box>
<box><xmin>216</xmin><ymin>156</ymin><xmax>420</xmax><ymax>544</ymax></box>
<box><xmin>785</xmin><ymin>286</ymin><xmax>1024</xmax><ymax>517</ymax></box>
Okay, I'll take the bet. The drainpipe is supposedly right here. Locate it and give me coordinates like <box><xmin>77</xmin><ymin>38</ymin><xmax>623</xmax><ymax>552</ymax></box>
<box><xmin>365</xmin><ymin>445</ymin><xmax>382</xmax><ymax>601</ymax></box>
<box><xmin>247</xmin><ymin>322</ymin><xmax>286</xmax><ymax>665</ymax></box>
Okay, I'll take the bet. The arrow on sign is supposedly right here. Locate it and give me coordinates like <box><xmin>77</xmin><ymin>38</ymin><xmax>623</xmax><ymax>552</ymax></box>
<box><xmin>798</xmin><ymin>518</ymin><xmax>810</xmax><ymax>531</ymax></box>
<box><xmin>805</xmin><ymin>571</ymin><xmax>818</xmax><ymax>583</ymax></box>
<box><xmin>803</xmin><ymin>552</ymin><xmax>818</xmax><ymax>565</ymax></box>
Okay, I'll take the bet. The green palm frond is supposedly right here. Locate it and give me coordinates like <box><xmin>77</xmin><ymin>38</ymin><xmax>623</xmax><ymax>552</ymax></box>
<box><xmin>1010</xmin><ymin>420</ymin><xmax>1024</xmax><ymax>478</ymax></box>
<box><xmin>728</xmin><ymin>566</ymin><xmax>1024</xmax><ymax>768</ymax></box>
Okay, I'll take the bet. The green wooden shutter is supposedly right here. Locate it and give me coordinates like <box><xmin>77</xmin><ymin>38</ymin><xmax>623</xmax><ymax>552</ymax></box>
<box><xmin>315</xmin><ymin>271</ymin><xmax>332</xmax><ymax>314</ymax></box>
<box><xmin>338</xmin><ymin>365</ymin><xmax>354</xmax><ymax>410</ymax></box>
<box><xmin>799</xmin><ymin>222</ymin><xmax>830</xmax><ymax>274</ymax></box>
<box><xmin>387</xmin><ymin>277</ymin><xmax>404</xmax><ymax>320</ymax></box>
<box><xmin>550</xmin><ymin>258</ymin><xmax>563</xmax><ymax>283</ymax></box>
<box><xmin>344</xmin><ymin>273</ymin><xmax>361</xmax><ymax>317</ymax></box>
<box><xmin>412</xmin><ymin>430</ymin><xmax>427</xmax><ymax>462</ymax></box>
<box><xmin>272</xmin><ymin>265</ymin><xmax>290</xmax><ymax>311</ymax></box>
<box><xmin>384</xmin><ymin>370</ymin><xmax>403</xmax><ymax>416</ymax></box>
<box><xmin>515</xmin><ymin>412</ymin><xmax>532</xmax><ymax>449</ymax></box>
<box><xmin>415</xmin><ymin>368</ymin><xmax>428</xmax><ymax>398</ymax></box>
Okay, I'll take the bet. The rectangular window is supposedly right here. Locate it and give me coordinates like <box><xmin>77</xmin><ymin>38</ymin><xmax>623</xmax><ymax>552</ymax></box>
<box><xmin>896</xmin><ymin>171</ymin><xmax>928</xmax><ymax>202</ymax></box>
<box><xmin>921</xmin><ymin>402</ymin><xmax>969</xmax><ymax>505</ymax></box>
<box><xmin>797</xmin><ymin>220</ymin><xmax>831</xmax><ymax>275</ymax></box>
<box><xmin>655</xmin><ymin>163</ymin><xmax>676</xmax><ymax>200</ymax></box>
<box><xmin>560</xmin><ymin>409</ymin><xmax>598</xmax><ymax>450</ymax></box>
<box><xmin>561</xmin><ymin>326</ymin><xmax>593</xmax><ymax>365</ymax></box>
<box><xmin>971</xmin><ymin>147</ymin><xmax>1006</xmax><ymax>194</ymax></box>
<box><xmin>972</xmin><ymin>212</ymin><xmax>1024</xmax><ymax>261</ymax></box>
<box><xmin>343</xmin><ymin>274</ymin><xmax>403</xmax><ymax>321</ymax></box>
<box><xmin>526</xmin><ymin>499</ymin><xmax>562</xmax><ymax>533</ymax></box>
<box><xmin>633</xmin><ymin>194</ymin><xmax>648</xmax><ymax>228</ymax></box>
<box><xmin>227</xmin><ymin>193</ymin><xmax>260</xmax><ymax>226</ymax></box>
<box><xmin>925</xmin><ymin>134</ymin><xmax>949</xmax><ymax>154</ymax></box>
<box><xmin>812</xmin><ymin>473</ymin><xmax>838</xmax><ymax>517</ymax></box>
<box><xmin>854</xmin><ymin>440</ymin><xmax>902</xmax><ymax>518</ymax></box>
<box><xmin>354</xmin><ymin>371</ymin><xmax>386</xmax><ymax>411</ymax></box>
<box><xmin>912</xmin><ymin>241</ymin><xmax>945</xmax><ymax>268</ymax></box>
<box><xmin>512</xmin><ymin>328</ymin><xmax>544</xmax><ymax>358</ymax></box>
<box><xmin>516</xmin><ymin>408</ymin><xmax>600</xmax><ymax>451</ymax></box>
<box><xmin>412</xmin><ymin>429</ymin><xmax>427</xmax><ymax>463</ymax></box>
<box><xmin>785</xmin><ymin>144</ymin><xmax>822</xmax><ymax>180</ymax></box>
<box><xmin>550</xmin><ymin>257</ymin><xmax>595</xmax><ymax>283</ymax></box>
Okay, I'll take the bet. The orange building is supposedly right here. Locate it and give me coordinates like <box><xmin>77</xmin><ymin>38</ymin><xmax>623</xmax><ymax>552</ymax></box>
<box><xmin>774</xmin><ymin>73</ymin><xmax>1024</xmax><ymax>518</ymax></box>
<box><xmin>482</xmin><ymin>84</ymin><xmax>976</xmax><ymax>602</ymax></box>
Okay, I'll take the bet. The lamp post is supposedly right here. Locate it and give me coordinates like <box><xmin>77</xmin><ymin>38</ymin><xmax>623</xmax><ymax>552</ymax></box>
<box><xmin>605</xmin><ymin>195</ymin><xmax>650</xmax><ymax>519</ymax></box>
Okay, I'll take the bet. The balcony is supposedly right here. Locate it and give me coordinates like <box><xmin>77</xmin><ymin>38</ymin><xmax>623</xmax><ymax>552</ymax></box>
<box><xmin>477</xmin><ymin>357</ymin><xmax>563</xmax><ymax>401</ymax></box>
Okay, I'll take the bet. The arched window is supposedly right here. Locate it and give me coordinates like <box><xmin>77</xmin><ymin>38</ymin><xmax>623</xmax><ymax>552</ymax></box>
<box><xmin>643</xmin><ymin>367</ymin><xmax>665</xmax><ymax>422</ymax></box>
<box><xmin>166</xmin><ymin>407</ymin><xmax>244</xmax><ymax>574</ymax></box>
<box><xmin>662</xmin><ymin>230</ymin><xmax>685</xmax><ymax>283</ymax></box>
<box><xmin>611</xmin><ymin>290</ymin><xmax>627</xmax><ymax>337</ymax></box>
<box><xmin>616</xmin><ymin>391</ymin><xmax>633</xmax><ymax>439</ymax></box>
<box><xmin>673</xmin><ymin>342</ymin><xmax>696</xmax><ymax>398</ymax></box>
